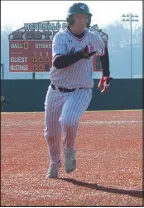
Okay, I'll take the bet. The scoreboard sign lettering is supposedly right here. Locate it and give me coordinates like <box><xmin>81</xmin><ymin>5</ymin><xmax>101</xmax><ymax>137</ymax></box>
<box><xmin>9</xmin><ymin>20</ymin><xmax>108</xmax><ymax>72</ymax></box>
<box><xmin>9</xmin><ymin>40</ymin><xmax>52</xmax><ymax>72</ymax></box>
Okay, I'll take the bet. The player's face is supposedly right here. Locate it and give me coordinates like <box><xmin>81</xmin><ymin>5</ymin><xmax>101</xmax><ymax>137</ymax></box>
<box><xmin>73</xmin><ymin>13</ymin><xmax>88</xmax><ymax>31</ymax></box>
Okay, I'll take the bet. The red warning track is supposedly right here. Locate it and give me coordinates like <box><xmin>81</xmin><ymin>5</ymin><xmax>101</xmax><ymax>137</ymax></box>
<box><xmin>1</xmin><ymin>110</ymin><xmax>143</xmax><ymax>206</ymax></box>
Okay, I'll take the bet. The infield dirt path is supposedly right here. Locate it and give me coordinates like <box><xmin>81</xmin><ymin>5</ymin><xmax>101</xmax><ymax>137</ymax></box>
<box><xmin>1</xmin><ymin>111</ymin><xmax>143</xmax><ymax>206</ymax></box>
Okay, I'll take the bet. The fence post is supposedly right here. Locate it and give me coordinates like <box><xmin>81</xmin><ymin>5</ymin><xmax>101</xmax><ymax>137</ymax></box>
<box><xmin>32</xmin><ymin>72</ymin><xmax>35</xmax><ymax>80</ymax></box>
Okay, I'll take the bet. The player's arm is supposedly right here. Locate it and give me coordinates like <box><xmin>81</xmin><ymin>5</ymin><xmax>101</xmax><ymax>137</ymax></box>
<box><xmin>92</xmin><ymin>31</ymin><xmax>112</xmax><ymax>93</ymax></box>
<box><xmin>53</xmin><ymin>52</ymin><xmax>84</xmax><ymax>69</ymax></box>
<box><xmin>52</xmin><ymin>33</ymin><xmax>95</xmax><ymax>69</ymax></box>
<box><xmin>100</xmin><ymin>46</ymin><xmax>110</xmax><ymax>77</ymax></box>
<box><xmin>94</xmin><ymin>31</ymin><xmax>110</xmax><ymax>76</ymax></box>
<box><xmin>98</xmin><ymin>45</ymin><xmax>112</xmax><ymax>93</ymax></box>
<box><xmin>98</xmin><ymin>43</ymin><xmax>112</xmax><ymax>93</ymax></box>
<box><xmin>53</xmin><ymin>49</ymin><xmax>95</xmax><ymax>69</ymax></box>
<box><xmin>98</xmin><ymin>42</ymin><xmax>112</xmax><ymax>93</ymax></box>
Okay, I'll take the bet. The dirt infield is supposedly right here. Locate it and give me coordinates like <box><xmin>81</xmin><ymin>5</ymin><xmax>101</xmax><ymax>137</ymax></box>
<box><xmin>1</xmin><ymin>110</ymin><xmax>143</xmax><ymax>206</ymax></box>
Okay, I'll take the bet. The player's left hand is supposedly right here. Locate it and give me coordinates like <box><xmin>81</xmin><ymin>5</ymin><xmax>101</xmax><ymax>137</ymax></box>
<box><xmin>82</xmin><ymin>44</ymin><xmax>96</xmax><ymax>58</ymax></box>
<box><xmin>98</xmin><ymin>76</ymin><xmax>112</xmax><ymax>93</ymax></box>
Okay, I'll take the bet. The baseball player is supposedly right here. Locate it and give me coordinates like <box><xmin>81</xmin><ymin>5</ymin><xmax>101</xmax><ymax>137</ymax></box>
<box><xmin>44</xmin><ymin>2</ymin><xmax>112</xmax><ymax>178</ymax></box>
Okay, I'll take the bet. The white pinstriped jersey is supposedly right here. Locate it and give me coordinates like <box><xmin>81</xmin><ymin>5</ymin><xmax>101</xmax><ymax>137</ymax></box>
<box><xmin>50</xmin><ymin>27</ymin><xmax>105</xmax><ymax>89</ymax></box>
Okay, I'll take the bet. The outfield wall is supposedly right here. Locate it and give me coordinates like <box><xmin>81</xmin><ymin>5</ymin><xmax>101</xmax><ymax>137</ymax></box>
<box><xmin>1</xmin><ymin>79</ymin><xmax>142</xmax><ymax>112</ymax></box>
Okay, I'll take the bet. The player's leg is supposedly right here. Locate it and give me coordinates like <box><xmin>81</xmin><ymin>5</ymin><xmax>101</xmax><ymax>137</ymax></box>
<box><xmin>44</xmin><ymin>86</ymin><xmax>64</xmax><ymax>177</ymax></box>
<box><xmin>60</xmin><ymin>88</ymin><xmax>92</xmax><ymax>172</ymax></box>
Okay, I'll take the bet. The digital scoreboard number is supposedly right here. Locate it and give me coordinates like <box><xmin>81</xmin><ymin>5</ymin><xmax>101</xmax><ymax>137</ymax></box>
<box><xmin>9</xmin><ymin>40</ymin><xmax>52</xmax><ymax>72</ymax></box>
<box><xmin>9</xmin><ymin>20</ymin><xmax>108</xmax><ymax>72</ymax></box>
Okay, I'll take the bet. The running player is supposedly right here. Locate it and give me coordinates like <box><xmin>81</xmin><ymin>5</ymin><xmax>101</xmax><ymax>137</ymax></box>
<box><xmin>44</xmin><ymin>2</ymin><xmax>112</xmax><ymax>178</ymax></box>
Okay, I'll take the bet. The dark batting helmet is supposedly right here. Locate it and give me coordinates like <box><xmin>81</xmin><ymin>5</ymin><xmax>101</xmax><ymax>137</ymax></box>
<box><xmin>66</xmin><ymin>3</ymin><xmax>92</xmax><ymax>28</ymax></box>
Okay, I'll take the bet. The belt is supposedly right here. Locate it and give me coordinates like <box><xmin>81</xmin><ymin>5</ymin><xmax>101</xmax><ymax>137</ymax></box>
<box><xmin>51</xmin><ymin>84</ymin><xmax>83</xmax><ymax>93</ymax></box>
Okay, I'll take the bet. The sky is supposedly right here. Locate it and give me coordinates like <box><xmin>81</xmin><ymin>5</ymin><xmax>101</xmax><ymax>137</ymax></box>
<box><xmin>1</xmin><ymin>1</ymin><xmax>142</xmax><ymax>31</ymax></box>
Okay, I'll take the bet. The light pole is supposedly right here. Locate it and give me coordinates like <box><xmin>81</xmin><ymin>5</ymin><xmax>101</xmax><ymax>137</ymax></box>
<box><xmin>121</xmin><ymin>14</ymin><xmax>139</xmax><ymax>78</ymax></box>
<box><xmin>1</xmin><ymin>64</ymin><xmax>4</xmax><ymax>79</ymax></box>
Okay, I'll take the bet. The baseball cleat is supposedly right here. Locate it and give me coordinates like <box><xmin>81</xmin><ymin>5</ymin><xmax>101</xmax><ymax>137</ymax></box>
<box><xmin>46</xmin><ymin>161</ymin><xmax>61</xmax><ymax>178</ymax></box>
<box><xmin>64</xmin><ymin>150</ymin><xmax>76</xmax><ymax>173</ymax></box>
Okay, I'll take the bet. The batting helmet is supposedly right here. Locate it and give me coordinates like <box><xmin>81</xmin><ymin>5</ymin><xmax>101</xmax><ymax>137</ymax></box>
<box><xmin>66</xmin><ymin>3</ymin><xmax>92</xmax><ymax>28</ymax></box>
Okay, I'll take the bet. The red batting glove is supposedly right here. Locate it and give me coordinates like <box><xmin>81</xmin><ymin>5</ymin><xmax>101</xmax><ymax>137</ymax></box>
<box><xmin>98</xmin><ymin>76</ymin><xmax>112</xmax><ymax>93</ymax></box>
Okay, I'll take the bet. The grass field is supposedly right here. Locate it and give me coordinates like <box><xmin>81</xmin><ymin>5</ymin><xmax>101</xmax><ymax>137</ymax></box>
<box><xmin>1</xmin><ymin>110</ymin><xmax>143</xmax><ymax>206</ymax></box>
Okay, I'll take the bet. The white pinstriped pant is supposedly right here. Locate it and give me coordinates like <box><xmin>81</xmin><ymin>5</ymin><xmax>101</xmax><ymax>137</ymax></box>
<box><xmin>44</xmin><ymin>85</ymin><xmax>92</xmax><ymax>165</ymax></box>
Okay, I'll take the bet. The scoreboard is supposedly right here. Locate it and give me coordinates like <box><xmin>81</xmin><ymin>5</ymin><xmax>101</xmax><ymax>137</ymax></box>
<box><xmin>9</xmin><ymin>40</ymin><xmax>52</xmax><ymax>72</ymax></box>
<box><xmin>9</xmin><ymin>20</ymin><xmax>108</xmax><ymax>73</ymax></box>
<box><xmin>9</xmin><ymin>40</ymin><xmax>102</xmax><ymax>72</ymax></box>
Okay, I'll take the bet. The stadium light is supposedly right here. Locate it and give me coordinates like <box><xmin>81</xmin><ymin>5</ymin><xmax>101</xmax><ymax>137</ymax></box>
<box><xmin>121</xmin><ymin>13</ymin><xmax>139</xmax><ymax>78</ymax></box>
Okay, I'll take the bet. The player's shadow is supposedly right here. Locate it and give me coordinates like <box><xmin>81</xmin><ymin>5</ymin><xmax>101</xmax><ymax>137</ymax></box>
<box><xmin>58</xmin><ymin>178</ymin><xmax>143</xmax><ymax>198</ymax></box>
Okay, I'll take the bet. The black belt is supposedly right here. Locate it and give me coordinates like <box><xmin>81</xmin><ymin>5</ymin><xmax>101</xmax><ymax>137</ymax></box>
<box><xmin>51</xmin><ymin>84</ymin><xmax>83</xmax><ymax>93</ymax></box>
